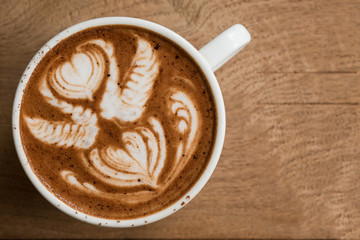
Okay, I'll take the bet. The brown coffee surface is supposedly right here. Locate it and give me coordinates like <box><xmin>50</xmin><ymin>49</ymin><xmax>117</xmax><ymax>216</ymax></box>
<box><xmin>20</xmin><ymin>25</ymin><xmax>216</xmax><ymax>219</ymax></box>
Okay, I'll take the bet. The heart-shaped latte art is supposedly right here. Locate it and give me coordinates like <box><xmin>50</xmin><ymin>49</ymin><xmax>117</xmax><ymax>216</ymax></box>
<box><xmin>48</xmin><ymin>43</ymin><xmax>106</xmax><ymax>100</ymax></box>
<box><xmin>82</xmin><ymin>117</ymin><xmax>166</xmax><ymax>188</ymax></box>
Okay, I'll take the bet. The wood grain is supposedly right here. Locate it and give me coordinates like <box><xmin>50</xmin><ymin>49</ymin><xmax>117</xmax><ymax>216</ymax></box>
<box><xmin>1</xmin><ymin>0</ymin><xmax>360</xmax><ymax>239</ymax></box>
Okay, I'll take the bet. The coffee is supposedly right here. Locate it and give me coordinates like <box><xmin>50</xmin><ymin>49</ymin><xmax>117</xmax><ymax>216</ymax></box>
<box><xmin>19</xmin><ymin>25</ymin><xmax>217</xmax><ymax>219</ymax></box>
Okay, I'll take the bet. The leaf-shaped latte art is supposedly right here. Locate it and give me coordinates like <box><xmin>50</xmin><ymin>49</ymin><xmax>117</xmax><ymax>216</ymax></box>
<box><xmin>167</xmin><ymin>90</ymin><xmax>201</xmax><ymax>179</ymax></box>
<box><xmin>24</xmin><ymin>115</ymin><xmax>98</xmax><ymax>149</ymax></box>
<box><xmin>170</xmin><ymin>92</ymin><xmax>199</xmax><ymax>149</ymax></box>
<box><xmin>100</xmin><ymin>38</ymin><xmax>159</xmax><ymax>122</ymax></box>
<box><xmin>48</xmin><ymin>40</ymin><xmax>110</xmax><ymax>100</ymax></box>
<box><xmin>81</xmin><ymin>117</ymin><xmax>166</xmax><ymax>188</ymax></box>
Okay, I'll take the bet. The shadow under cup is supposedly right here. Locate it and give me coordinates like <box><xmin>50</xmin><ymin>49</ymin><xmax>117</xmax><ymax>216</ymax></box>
<box><xmin>12</xmin><ymin>17</ymin><xmax>226</xmax><ymax>227</ymax></box>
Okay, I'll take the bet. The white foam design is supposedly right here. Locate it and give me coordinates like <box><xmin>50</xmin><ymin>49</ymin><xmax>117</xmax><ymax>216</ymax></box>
<box><xmin>24</xmin><ymin>115</ymin><xmax>98</xmax><ymax>149</ymax></box>
<box><xmin>171</xmin><ymin>92</ymin><xmax>199</xmax><ymax>150</ymax></box>
<box><xmin>167</xmin><ymin>91</ymin><xmax>200</xmax><ymax>178</ymax></box>
<box><xmin>100</xmin><ymin>38</ymin><xmax>159</xmax><ymax>122</ymax></box>
<box><xmin>61</xmin><ymin>170</ymin><xmax>102</xmax><ymax>193</ymax></box>
<box><xmin>82</xmin><ymin>117</ymin><xmax>166</xmax><ymax>188</ymax></box>
<box><xmin>48</xmin><ymin>40</ymin><xmax>110</xmax><ymax>100</ymax></box>
<box><xmin>60</xmin><ymin>170</ymin><xmax>157</xmax><ymax>203</ymax></box>
<box><xmin>148</xmin><ymin>117</ymin><xmax>166</xmax><ymax>179</ymax></box>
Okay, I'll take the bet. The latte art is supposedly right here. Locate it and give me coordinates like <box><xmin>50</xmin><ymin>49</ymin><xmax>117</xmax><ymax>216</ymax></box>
<box><xmin>20</xmin><ymin>26</ymin><xmax>216</xmax><ymax>219</ymax></box>
<box><xmin>48</xmin><ymin>41</ymin><xmax>108</xmax><ymax>100</ymax></box>
<box><xmin>100</xmin><ymin>38</ymin><xmax>159</xmax><ymax>123</ymax></box>
<box><xmin>83</xmin><ymin>117</ymin><xmax>167</xmax><ymax>189</ymax></box>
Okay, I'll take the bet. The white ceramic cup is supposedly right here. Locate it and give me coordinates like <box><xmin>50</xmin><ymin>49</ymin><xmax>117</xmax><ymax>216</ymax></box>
<box><xmin>12</xmin><ymin>17</ymin><xmax>250</xmax><ymax>227</ymax></box>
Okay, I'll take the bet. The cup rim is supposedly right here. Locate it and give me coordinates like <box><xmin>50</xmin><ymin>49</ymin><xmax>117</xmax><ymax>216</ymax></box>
<box><xmin>12</xmin><ymin>17</ymin><xmax>226</xmax><ymax>227</ymax></box>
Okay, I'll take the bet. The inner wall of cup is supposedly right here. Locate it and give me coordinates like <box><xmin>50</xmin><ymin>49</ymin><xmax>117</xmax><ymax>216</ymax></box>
<box><xmin>12</xmin><ymin>17</ymin><xmax>225</xmax><ymax>227</ymax></box>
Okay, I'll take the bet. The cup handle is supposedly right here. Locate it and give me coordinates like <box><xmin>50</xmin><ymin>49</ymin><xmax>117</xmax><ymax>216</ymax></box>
<box><xmin>199</xmin><ymin>24</ymin><xmax>251</xmax><ymax>72</ymax></box>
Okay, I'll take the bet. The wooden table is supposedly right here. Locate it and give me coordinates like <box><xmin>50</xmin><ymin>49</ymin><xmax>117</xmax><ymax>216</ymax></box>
<box><xmin>1</xmin><ymin>0</ymin><xmax>359</xmax><ymax>238</ymax></box>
